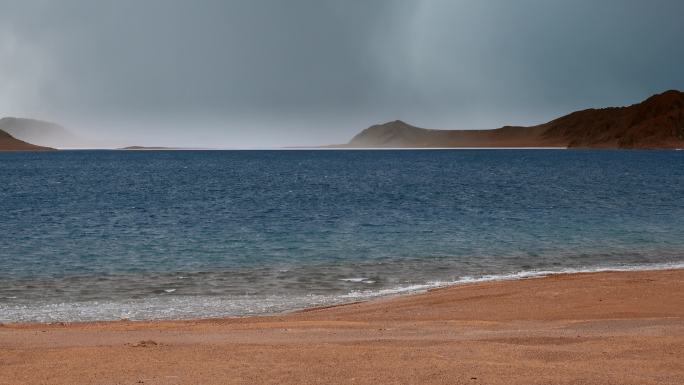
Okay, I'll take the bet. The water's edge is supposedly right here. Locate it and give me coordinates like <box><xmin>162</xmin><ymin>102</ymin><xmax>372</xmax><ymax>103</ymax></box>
<box><xmin>2</xmin><ymin>261</ymin><xmax>682</xmax><ymax>325</ymax></box>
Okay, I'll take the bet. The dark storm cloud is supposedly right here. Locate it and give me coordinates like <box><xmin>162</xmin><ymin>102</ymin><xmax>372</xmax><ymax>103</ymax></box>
<box><xmin>1</xmin><ymin>0</ymin><xmax>683</xmax><ymax>147</ymax></box>
<box><xmin>1</xmin><ymin>1</ymin><xmax>406</xmax><ymax>114</ymax></box>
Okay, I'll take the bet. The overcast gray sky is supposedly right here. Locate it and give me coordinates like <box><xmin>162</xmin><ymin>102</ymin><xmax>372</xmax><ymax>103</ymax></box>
<box><xmin>1</xmin><ymin>0</ymin><xmax>683</xmax><ymax>147</ymax></box>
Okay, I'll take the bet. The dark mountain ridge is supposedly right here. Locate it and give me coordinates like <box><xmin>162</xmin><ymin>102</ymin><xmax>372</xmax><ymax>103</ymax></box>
<box><xmin>343</xmin><ymin>90</ymin><xmax>684</xmax><ymax>149</ymax></box>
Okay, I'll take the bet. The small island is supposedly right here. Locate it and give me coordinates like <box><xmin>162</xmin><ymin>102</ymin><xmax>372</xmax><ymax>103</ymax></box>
<box><xmin>119</xmin><ymin>146</ymin><xmax>176</xmax><ymax>150</ymax></box>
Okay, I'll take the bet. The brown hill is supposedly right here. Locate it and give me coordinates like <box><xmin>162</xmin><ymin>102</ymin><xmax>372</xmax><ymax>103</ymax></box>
<box><xmin>343</xmin><ymin>90</ymin><xmax>684</xmax><ymax>149</ymax></box>
<box><xmin>346</xmin><ymin>120</ymin><xmax>562</xmax><ymax>148</ymax></box>
<box><xmin>0</xmin><ymin>129</ymin><xmax>53</xmax><ymax>151</ymax></box>
<box><xmin>0</xmin><ymin>117</ymin><xmax>85</xmax><ymax>148</ymax></box>
<box><xmin>540</xmin><ymin>90</ymin><xmax>684</xmax><ymax>148</ymax></box>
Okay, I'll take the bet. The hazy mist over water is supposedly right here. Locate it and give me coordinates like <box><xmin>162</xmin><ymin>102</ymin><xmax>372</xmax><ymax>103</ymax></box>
<box><xmin>1</xmin><ymin>1</ymin><xmax>684</xmax><ymax>148</ymax></box>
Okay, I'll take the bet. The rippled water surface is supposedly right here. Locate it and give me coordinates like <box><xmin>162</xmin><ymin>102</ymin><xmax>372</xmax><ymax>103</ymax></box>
<box><xmin>1</xmin><ymin>149</ymin><xmax>683</xmax><ymax>321</ymax></box>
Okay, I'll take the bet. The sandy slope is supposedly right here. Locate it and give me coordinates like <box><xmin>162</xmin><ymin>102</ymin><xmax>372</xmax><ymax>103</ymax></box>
<box><xmin>0</xmin><ymin>129</ymin><xmax>52</xmax><ymax>151</ymax></box>
<box><xmin>1</xmin><ymin>269</ymin><xmax>682</xmax><ymax>385</ymax></box>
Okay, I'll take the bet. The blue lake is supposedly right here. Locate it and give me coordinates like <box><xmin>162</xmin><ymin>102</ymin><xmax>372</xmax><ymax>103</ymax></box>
<box><xmin>1</xmin><ymin>149</ymin><xmax>683</xmax><ymax>322</ymax></box>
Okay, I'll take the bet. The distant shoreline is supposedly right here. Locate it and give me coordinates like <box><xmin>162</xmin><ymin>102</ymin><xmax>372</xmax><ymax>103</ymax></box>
<box><xmin>2</xmin><ymin>90</ymin><xmax>683</xmax><ymax>151</ymax></box>
<box><xmin>9</xmin><ymin>146</ymin><xmax>684</xmax><ymax>152</ymax></box>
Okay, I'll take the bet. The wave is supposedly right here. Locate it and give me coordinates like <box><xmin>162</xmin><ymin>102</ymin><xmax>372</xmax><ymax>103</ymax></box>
<box><xmin>341</xmin><ymin>261</ymin><xmax>684</xmax><ymax>300</ymax></box>
<box><xmin>1</xmin><ymin>261</ymin><xmax>682</xmax><ymax>324</ymax></box>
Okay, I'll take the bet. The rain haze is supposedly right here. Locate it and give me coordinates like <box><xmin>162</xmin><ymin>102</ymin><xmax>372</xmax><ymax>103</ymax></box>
<box><xmin>1</xmin><ymin>0</ymin><xmax>683</xmax><ymax>148</ymax></box>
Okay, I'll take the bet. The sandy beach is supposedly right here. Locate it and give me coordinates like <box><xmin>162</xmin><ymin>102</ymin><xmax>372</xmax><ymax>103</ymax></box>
<box><xmin>1</xmin><ymin>269</ymin><xmax>682</xmax><ymax>385</ymax></box>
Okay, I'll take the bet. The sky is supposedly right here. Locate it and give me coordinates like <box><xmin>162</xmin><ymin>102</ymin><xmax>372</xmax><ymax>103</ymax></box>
<box><xmin>1</xmin><ymin>0</ymin><xmax>683</xmax><ymax>148</ymax></box>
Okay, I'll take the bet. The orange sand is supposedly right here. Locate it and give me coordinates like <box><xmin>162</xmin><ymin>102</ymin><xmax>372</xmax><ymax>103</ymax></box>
<box><xmin>1</xmin><ymin>269</ymin><xmax>682</xmax><ymax>384</ymax></box>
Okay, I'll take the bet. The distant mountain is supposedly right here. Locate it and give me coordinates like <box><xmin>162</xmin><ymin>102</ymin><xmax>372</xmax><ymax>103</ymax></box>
<box><xmin>0</xmin><ymin>117</ymin><xmax>85</xmax><ymax>149</ymax></box>
<box><xmin>344</xmin><ymin>120</ymin><xmax>560</xmax><ymax>148</ymax></box>
<box><xmin>341</xmin><ymin>90</ymin><xmax>684</xmax><ymax>149</ymax></box>
<box><xmin>0</xmin><ymin>129</ymin><xmax>53</xmax><ymax>151</ymax></box>
<box><xmin>539</xmin><ymin>90</ymin><xmax>684</xmax><ymax>148</ymax></box>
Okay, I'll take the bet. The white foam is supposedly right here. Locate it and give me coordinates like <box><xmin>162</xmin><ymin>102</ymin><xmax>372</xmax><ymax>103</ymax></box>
<box><xmin>0</xmin><ymin>294</ymin><xmax>336</xmax><ymax>323</ymax></box>
<box><xmin>1</xmin><ymin>261</ymin><xmax>682</xmax><ymax>323</ymax></box>
<box><xmin>340</xmin><ymin>261</ymin><xmax>684</xmax><ymax>300</ymax></box>
<box><xmin>339</xmin><ymin>277</ymin><xmax>369</xmax><ymax>282</ymax></box>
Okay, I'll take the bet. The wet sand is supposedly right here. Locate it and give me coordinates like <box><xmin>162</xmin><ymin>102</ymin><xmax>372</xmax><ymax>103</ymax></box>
<box><xmin>1</xmin><ymin>269</ymin><xmax>682</xmax><ymax>385</ymax></box>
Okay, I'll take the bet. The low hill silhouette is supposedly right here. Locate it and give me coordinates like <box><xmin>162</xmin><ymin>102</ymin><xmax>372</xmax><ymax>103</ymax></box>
<box><xmin>343</xmin><ymin>90</ymin><xmax>684</xmax><ymax>149</ymax></box>
<box><xmin>0</xmin><ymin>117</ymin><xmax>85</xmax><ymax>149</ymax></box>
<box><xmin>0</xmin><ymin>129</ymin><xmax>53</xmax><ymax>151</ymax></box>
